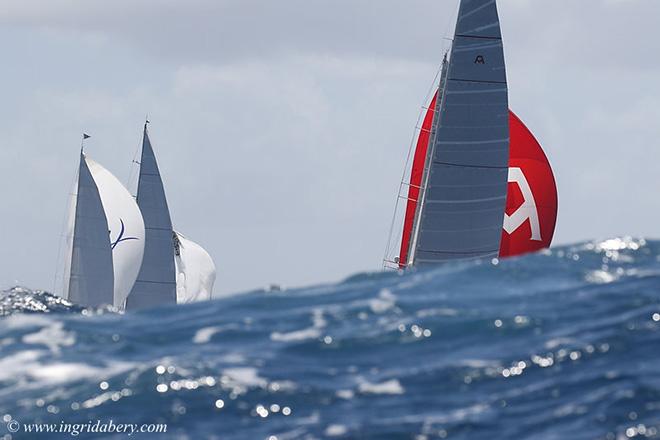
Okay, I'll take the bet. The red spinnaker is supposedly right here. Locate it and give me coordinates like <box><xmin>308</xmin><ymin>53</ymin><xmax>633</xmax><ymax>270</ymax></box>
<box><xmin>499</xmin><ymin>112</ymin><xmax>558</xmax><ymax>257</ymax></box>
<box><xmin>398</xmin><ymin>93</ymin><xmax>438</xmax><ymax>268</ymax></box>
<box><xmin>399</xmin><ymin>96</ymin><xmax>558</xmax><ymax>265</ymax></box>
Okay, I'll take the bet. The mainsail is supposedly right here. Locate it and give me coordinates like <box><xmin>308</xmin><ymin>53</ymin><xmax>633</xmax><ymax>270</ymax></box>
<box><xmin>126</xmin><ymin>124</ymin><xmax>177</xmax><ymax>310</ymax></box>
<box><xmin>411</xmin><ymin>0</ymin><xmax>510</xmax><ymax>265</ymax></box>
<box><xmin>174</xmin><ymin>232</ymin><xmax>216</xmax><ymax>303</ymax></box>
<box><xmin>64</xmin><ymin>153</ymin><xmax>145</xmax><ymax>307</ymax></box>
<box><xmin>65</xmin><ymin>153</ymin><xmax>115</xmax><ymax>306</ymax></box>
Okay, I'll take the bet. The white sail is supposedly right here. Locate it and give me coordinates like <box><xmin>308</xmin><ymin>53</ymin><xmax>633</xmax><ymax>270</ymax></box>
<box><xmin>61</xmin><ymin>182</ymin><xmax>78</xmax><ymax>301</ymax></box>
<box><xmin>126</xmin><ymin>125</ymin><xmax>177</xmax><ymax>310</ymax></box>
<box><xmin>86</xmin><ymin>157</ymin><xmax>145</xmax><ymax>308</ymax></box>
<box><xmin>174</xmin><ymin>231</ymin><xmax>216</xmax><ymax>303</ymax></box>
<box><xmin>64</xmin><ymin>153</ymin><xmax>115</xmax><ymax>306</ymax></box>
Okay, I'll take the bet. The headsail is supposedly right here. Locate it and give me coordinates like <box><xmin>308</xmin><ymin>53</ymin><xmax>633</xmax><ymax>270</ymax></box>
<box><xmin>398</xmin><ymin>93</ymin><xmax>438</xmax><ymax>268</ymax></box>
<box><xmin>398</xmin><ymin>56</ymin><xmax>450</xmax><ymax>269</ymax></box>
<box><xmin>86</xmin><ymin>157</ymin><xmax>145</xmax><ymax>307</ymax></box>
<box><xmin>66</xmin><ymin>153</ymin><xmax>115</xmax><ymax>306</ymax></box>
<box><xmin>126</xmin><ymin>124</ymin><xmax>177</xmax><ymax>310</ymax></box>
<box><xmin>174</xmin><ymin>231</ymin><xmax>216</xmax><ymax>303</ymax></box>
<box><xmin>500</xmin><ymin>112</ymin><xmax>558</xmax><ymax>257</ymax></box>
<box><xmin>411</xmin><ymin>0</ymin><xmax>510</xmax><ymax>265</ymax></box>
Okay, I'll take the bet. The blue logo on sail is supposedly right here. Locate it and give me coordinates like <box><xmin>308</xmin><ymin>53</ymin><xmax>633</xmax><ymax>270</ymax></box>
<box><xmin>111</xmin><ymin>219</ymin><xmax>139</xmax><ymax>250</ymax></box>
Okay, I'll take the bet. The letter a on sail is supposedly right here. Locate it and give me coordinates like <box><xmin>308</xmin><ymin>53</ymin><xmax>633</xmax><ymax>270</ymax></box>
<box><xmin>503</xmin><ymin>167</ymin><xmax>541</xmax><ymax>241</ymax></box>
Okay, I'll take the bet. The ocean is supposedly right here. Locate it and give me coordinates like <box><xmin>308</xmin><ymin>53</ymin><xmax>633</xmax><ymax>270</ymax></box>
<box><xmin>1</xmin><ymin>237</ymin><xmax>659</xmax><ymax>439</ymax></box>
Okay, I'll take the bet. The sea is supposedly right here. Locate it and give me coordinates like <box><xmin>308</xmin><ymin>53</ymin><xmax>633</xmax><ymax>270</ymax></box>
<box><xmin>1</xmin><ymin>237</ymin><xmax>659</xmax><ymax>440</ymax></box>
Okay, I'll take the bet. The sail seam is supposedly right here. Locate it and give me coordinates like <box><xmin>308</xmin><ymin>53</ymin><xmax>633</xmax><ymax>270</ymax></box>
<box><xmin>134</xmin><ymin>280</ymin><xmax>176</xmax><ymax>286</ymax></box>
<box><xmin>432</xmin><ymin>160</ymin><xmax>508</xmax><ymax>170</ymax></box>
<box><xmin>448</xmin><ymin>78</ymin><xmax>507</xmax><ymax>85</ymax></box>
<box><xmin>417</xmin><ymin>249</ymin><xmax>500</xmax><ymax>255</ymax></box>
<box><xmin>426</xmin><ymin>195</ymin><xmax>506</xmax><ymax>204</ymax></box>
<box><xmin>455</xmin><ymin>34</ymin><xmax>501</xmax><ymax>41</ymax></box>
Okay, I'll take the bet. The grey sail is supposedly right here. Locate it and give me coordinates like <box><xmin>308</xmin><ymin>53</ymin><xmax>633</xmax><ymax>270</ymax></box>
<box><xmin>126</xmin><ymin>125</ymin><xmax>176</xmax><ymax>309</ymax></box>
<box><xmin>68</xmin><ymin>153</ymin><xmax>115</xmax><ymax>306</ymax></box>
<box><xmin>412</xmin><ymin>0</ymin><xmax>509</xmax><ymax>265</ymax></box>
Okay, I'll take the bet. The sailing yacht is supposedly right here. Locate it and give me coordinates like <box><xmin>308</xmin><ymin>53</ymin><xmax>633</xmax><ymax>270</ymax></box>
<box><xmin>61</xmin><ymin>126</ymin><xmax>216</xmax><ymax>310</ymax></box>
<box><xmin>125</xmin><ymin>123</ymin><xmax>216</xmax><ymax>310</ymax></box>
<box><xmin>385</xmin><ymin>0</ymin><xmax>558</xmax><ymax>269</ymax></box>
<box><xmin>62</xmin><ymin>149</ymin><xmax>145</xmax><ymax>308</ymax></box>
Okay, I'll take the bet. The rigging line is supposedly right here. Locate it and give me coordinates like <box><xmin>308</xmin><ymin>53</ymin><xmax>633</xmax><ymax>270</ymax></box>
<box><xmin>399</xmin><ymin>182</ymin><xmax>422</xmax><ymax>189</ymax></box>
<box><xmin>52</xmin><ymin>162</ymin><xmax>80</xmax><ymax>295</ymax></box>
<box><xmin>436</xmin><ymin>0</ymin><xmax>460</xmax><ymax>59</ymax></box>
<box><xmin>381</xmin><ymin>61</ymin><xmax>446</xmax><ymax>269</ymax></box>
<box><xmin>382</xmin><ymin>0</ymin><xmax>457</xmax><ymax>270</ymax></box>
<box><xmin>126</xmin><ymin>125</ymin><xmax>143</xmax><ymax>196</ymax></box>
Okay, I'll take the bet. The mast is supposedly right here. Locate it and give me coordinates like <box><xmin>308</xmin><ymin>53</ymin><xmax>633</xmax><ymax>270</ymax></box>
<box><xmin>407</xmin><ymin>54</ymin><xmax>449</xmax><ymax>266</ymax></box>
<box><xmin>412</xmin><ymin>0</ymin><xmax>510</xmax><ymax>265</ymax></box>
<box><xmin>126</xmin><ymin>123</ymin><xmax>177</xmax><ymax>310</ymax></box>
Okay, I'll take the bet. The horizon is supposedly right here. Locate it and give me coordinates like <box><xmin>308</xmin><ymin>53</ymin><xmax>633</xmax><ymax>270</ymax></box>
<box><xmin>2</xmin><ymin>0</ymin><xmax>659</xmax><ymax>296</ymax></box>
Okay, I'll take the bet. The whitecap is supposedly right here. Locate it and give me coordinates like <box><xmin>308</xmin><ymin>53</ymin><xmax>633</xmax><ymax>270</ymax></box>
<box><xmin>193</xmin><ymin>326</ymin><xmax>222</xmax><ymax>344</ymax></box>
<box><xmin>271</xmin><ymin>327</ymin><xmax>321</xmax><ymax>342</ymax></box>
<box><xmin>369</xmin><ymin>289</ymin><xmax>396</xmax><ymax>314</ymax></box>
<box><xmin>325</xmin><ymin>424</ymin><xmax>348</xmax><ymax>437</ymax></box>
<box><xmin>222</xmin><ymin>367</ymin><xmax>267</xmax><ymax>389</ymax></box>
<box><xmin>358</xmin><ymin>379</ymin><xmax>405</xmax><ymax>395</ymax></box>
<box><xmin>22</xmin><ymin>322</ymin><xmax>75</xmax><ymax>354</ymax></box>
<box><xmin>336</xmin><ymin>389</ymin><xmax>354</xmax><ymax>400</ymax></box>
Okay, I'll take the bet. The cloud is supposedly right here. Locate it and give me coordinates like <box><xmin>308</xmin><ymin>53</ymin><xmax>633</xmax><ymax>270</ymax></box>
<box><xmin>1</xmin><ymin>0</ymin><xmax>659</xmax><ymax>294</ymax></box>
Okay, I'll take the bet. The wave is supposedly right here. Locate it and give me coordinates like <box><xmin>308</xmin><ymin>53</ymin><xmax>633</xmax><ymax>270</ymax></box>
<box><xmin>1</xmin><ymin>237</ymin><xmax>659</xmax><ymax>439</ymax></box>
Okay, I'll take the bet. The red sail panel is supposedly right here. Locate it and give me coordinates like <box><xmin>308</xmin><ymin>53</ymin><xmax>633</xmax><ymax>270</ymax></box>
<box><xmin>398</xmin><ymin>92</ymin><xmax>438</xmax><ymax>268</ymax></box>
<box><xmin>499</xmin><ymin>111</ymin><xmax>558</xmax><ymax>258</ymax></box>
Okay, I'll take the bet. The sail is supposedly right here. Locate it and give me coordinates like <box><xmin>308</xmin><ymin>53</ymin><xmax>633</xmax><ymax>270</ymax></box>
<box><xmin>174</xmin><ymin>232</ymin><xmax>216</xmax><ymax>303</ymax></box>
<box><xmin>398</xmin><ymin>93</ymin><xmax>438</xmax><ymax>268</ymax></box>
<box><xmin>126</xmin><ymin>125</ymin><xmax>177</xmax><ymax>310</ymax></box>
<box><xmin>61</xmin><ymin>179</ymin><xmax>78</xmax><ymax>302</ymax></box>
<box><xmin>86</xmin><ymin>157</ymin><xmax>145</xmax><ymax>307</ymax></box>
<box><xmin>412</xmin><ymin>0</ymin><xmax>510</xmax><ymax>265</ymax></box>
<box><xmin>66</xmin><ymin>154</ymin><xmax>115</xmax><ymax>307</ymax></box>
<box><xmin>500</xmin><ymin>112</ymin><xmax>558</xmax><ymax>257</ymax></box>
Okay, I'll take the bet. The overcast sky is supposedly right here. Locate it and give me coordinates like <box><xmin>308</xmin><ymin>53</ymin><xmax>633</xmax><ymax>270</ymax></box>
<box><xmin>1</xmin><ymin>0</ymin><xmax>658</xmax><ymax>296</ymax></box>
